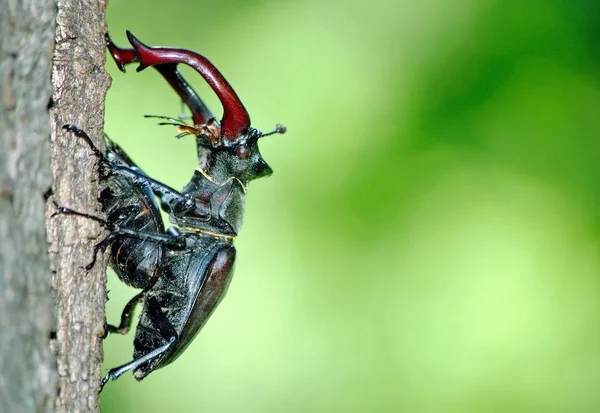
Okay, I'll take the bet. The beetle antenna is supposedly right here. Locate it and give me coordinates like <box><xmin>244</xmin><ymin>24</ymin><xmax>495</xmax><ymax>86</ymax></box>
<box><xmin>144</xmin><ymin>114</ymin><xmax>189</xmax><ymax>126</ymax></box>
<box><xmin>258</xmin><ymin>124</ymin><xmax>287</xmax><ymax>138</ymax></box>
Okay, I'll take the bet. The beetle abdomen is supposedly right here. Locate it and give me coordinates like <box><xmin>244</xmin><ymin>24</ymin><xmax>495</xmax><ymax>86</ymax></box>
<box><xmin>132</xmin><ymin>235</ymin><xmax>235</xmax><ymax>379</ymax></box>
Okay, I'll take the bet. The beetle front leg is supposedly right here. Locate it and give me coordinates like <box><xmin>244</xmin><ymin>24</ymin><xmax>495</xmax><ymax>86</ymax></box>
<box><xmin>63</xmin><ymin>125</ymin><xmax>111</xmax><ymax>176</ymax></box>
<box><xmin>100</xmin><ymin>138</ymin><xmax>196</xmax><ymax>216</ymax></box>
<box><xmin>114</xmin><ymin>227</ymin><xmax>186</xmax><ymax>249</ymax></box>
<box><xmin>111</xmin><ymin>165</ymin><xmax>211</xmax><ymax>219</ymax></box>
<box><xmin>112</xmin><ymin>164</ymin><xmax>189</xmax><ymax>206</ymax></box>
<box><xmin>63</xmin><ymin>124</ymin><xmax>123</xmax><ymax>178</ymax></box>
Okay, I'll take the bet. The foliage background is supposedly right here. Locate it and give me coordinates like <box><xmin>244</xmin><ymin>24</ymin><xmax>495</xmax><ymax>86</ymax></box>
<box><xmin>101</xmin><ymin>1</ymin><xmax>600</xmax><ymax>411</ymax></box>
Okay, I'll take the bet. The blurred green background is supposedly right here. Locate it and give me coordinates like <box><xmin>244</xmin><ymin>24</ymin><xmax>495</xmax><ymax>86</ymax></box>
<box><xmin>101</xmin><ymin>0</ymin><xmax>600</xmax><ymax>412</ymax></box>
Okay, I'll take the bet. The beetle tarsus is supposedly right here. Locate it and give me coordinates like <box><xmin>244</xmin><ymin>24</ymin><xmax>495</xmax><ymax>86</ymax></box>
<box><xmin>99</xmin><ymin>336</ymin><xmax>176</xmax><ymax>393</ymax></box>
<box><xmin>63</xmin><ymin>124</ymin><xmax>107</xmax><ymax>163</ymax></box>
<box><xmin>51</xmin><ymin>201</ymin><xmax>107</xmax><ymax>226</ymax></box>
<box><xmin>84</xmin><ymin>234</ymin><xmax>115</xmax><ymax>271</ymax></box>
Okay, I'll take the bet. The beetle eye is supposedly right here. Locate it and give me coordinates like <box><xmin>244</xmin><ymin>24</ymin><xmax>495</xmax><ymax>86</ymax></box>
<box><xmin>236</xmin><ymin>145</ymin><xmax>250</xmax><ymax>158</ymax></box>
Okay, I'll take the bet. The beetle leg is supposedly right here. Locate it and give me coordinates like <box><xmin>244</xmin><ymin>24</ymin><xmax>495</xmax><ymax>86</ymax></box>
<box><xmin>99</xmin><ymin>139</ymin><xmax>205</xmax><ymax>217</ymax></box>
<box><xmin>63</xmin><ymin>124</ymin><xmax>125</xmax><ymax>181</ymax></box>
<box><xmin>103</xmin><ymin>134</ymin><xmax>186</xmax><ymax>218</ymax></box>
<box><xmin>51</xmin><ymin>202</ymin><xmax>116</xmax><ymax>270</ymax></box>
<box><xmin>85</xmin><ymin>233</ymin><xmax>115</xmax><ymax>271</ymax></box>
<box><xmin>51</xmin><ymin>201</ymin><xmax>105</xmax><ymax>225</ymax></box>
<box><xmin>55</xmin><ymin>200</ymin><xmax>185</xmax><ymax>250</ymax></box>
<box><xmin>62</xmin><ymin>124</ymin><xmax>108</xmax><ymax>165</ymax></box>
<box><xmin>111</xmin><ymin>165</ymin><xmax>184</xmax><ymax>203</ymax></box>
<box><xmin>106</xmin><ymin>33</ymin><xmax>213</xmax><ymax>126</ymax></box>
<box><xmin>64</xmin><ymin>125</ymin><xmax>147</xmax><ymax>181</ymax></box>
<box><xmin>103</xmin><ymin>134</ymin><xmax>141</xmax><ymax>170</ymax></box>
<box><xmin>52</xmin><ymin>202</ymin><xmax>151</xmax><ymax>262</ymax></box>
<box><xmin>85</xmin><ymin>204</ymin><xmax>145</xmax><ymax>270</ymax></box>
<box><xmin>52</xmin><ymin>202</ymin><xmax>185</xmax><ymax>270</ymax></box>
<box><xmin>100</xmin><ymin>336</ymin><xmax>176</xmax><ymax>392</ymax></box>
<box><xmin>111</xmin><ymin>165</ymin><xmax>211</xmax><ymax>219</ymax></box>
<box><xmin>112</xmin><ymin>227</ymin><xmax>186</xmax><ymax>250</ymax></box>
<box><xmin>106</xmin><ymin>290</ymin><xmax>146</xmax><ymax>335</ymax></box>
<box><xmin>100</xmin><ymin>297</ymin><xmax>177</xmax><ymax>392</ymax></box>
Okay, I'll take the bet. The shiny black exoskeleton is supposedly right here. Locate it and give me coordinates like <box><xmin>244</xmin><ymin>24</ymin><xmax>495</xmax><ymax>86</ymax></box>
<box><xmin>70</xmin><ymin>31</ymin><xmax>286</xmax><ymax>390</ymax></box>
<box><xmin>100</xmin><ymin>139</ymin><xmax>164</xmax><ymax>291</ymax></box>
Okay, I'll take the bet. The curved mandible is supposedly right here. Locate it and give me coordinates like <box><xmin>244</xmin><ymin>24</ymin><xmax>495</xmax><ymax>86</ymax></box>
<box><xmin>126</xmin><ymin>31</ymin><xmax>251</xmax><ymax>143</ymax></box>
<box><xmin>106</xmin><ymin>33</ymin><xmax>214</xmax><ymax>127</ymax></box>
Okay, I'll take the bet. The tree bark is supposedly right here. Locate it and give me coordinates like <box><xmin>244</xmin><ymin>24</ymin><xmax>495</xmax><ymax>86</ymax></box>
<box><xmin>1</xmin><ymin>0</ymin><xmax>110</xmax><ymax>412</ymax></box>
<box><xmin>0</xmin><ymin>0</ymin><xmax>58</xmax><ymax>412</ymax></box>
<box><xmin>48</xmin><ymin>0</ymin><xmax>111</xmax><ymax>412</ymax></box>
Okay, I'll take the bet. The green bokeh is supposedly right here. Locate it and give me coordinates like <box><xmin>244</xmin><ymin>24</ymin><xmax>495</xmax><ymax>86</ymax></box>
<box><xmin>101</xmin><ymin>1</ymin><xmax>600</xmax><ymax>411</ymax></box>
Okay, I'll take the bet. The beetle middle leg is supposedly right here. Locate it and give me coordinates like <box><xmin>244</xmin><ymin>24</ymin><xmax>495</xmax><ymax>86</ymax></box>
<box><xmin>106</xmin><ymin>289</ymin><xmax>147</xmax><ymax>335</ymax></box>
<box><xmin>53</xmin><ymin>198</ymin><xmax>183</xmax><ymax>251</ymax></box>
<box><xmin>51</xmin><ymin>202</ymin><xmax>118</xmax><ymax>271</ymax></box>
<box><xmin>52</xmin><ymin>201</ymin><xmax>155</xmax><ymax>271</ymax></box>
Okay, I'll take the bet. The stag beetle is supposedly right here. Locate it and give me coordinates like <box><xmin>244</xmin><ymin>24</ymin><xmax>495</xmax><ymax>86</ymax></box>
<box><xmin>59</xmin><ymin>30</ymin><xmax>285</xmax><ymax>391</ymax></box>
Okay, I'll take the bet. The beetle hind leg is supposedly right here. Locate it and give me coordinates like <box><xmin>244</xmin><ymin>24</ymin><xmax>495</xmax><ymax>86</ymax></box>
<box><xmin>100</xmin><ymin>335</ymin><xmax>175</xmax><ymax>392</ymax></box>
<box><xmin>99</xmin><ymin>297</ymin><xmax>178</xmax><ymax>392</ymax></box>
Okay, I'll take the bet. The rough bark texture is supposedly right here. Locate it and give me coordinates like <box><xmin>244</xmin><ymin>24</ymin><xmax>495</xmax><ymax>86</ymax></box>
<box><xmin>1</xmin><ymin>0</ymin><xmax>110</xmax><ymax>411</ymax></box>
<box><xmin>48</xmin><ymin>0</ymin><xmax>111</xmax><ymax>412</ymax></box>
<box><xmin>0</xmin><ymin>0</ymin><xmax>58</xmax><ymax>412</ymax></box>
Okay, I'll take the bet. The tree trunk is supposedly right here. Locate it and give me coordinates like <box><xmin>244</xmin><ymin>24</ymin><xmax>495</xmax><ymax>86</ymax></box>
<box><xmin>0</xmin><ymin>0</ymin><xmax>110</xmax><ymax>412</ymax></box>
<box><xmin>0</xmin><ymin>0</ymin><xmax>57</xmax><ymax>411</ymax></box>
<box><xmin>49</xmin><ymin>0</ymin><xmax>111</xmax><ymax>412</ymax></box>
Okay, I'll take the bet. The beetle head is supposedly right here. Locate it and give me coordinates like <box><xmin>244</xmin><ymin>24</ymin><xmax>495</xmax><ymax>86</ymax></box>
<box><xmin>198</xmin><ymin>124</ymin><xmax>286</xmax><ymax>184</ymax></box>
<box><xmin>125</xmin><ymin>31</ymin><xmax>286</xmax><ymax>182</ymax></box>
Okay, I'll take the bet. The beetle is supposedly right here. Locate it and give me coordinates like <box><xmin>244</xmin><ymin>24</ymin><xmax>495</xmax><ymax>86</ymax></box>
<box><xmin>60</xmin><ymin>31</ymin><xmax>286</xmax><ymax>391</ymax></box>
<box><xmin>98</xmin><ymin>30</ymin><xmax>286</xmax><ymax>388</ymax></box>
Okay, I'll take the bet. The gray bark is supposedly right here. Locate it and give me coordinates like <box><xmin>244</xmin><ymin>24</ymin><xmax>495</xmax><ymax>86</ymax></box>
<box><xmin>49</xmin><ymin>0</ymin><xmax>111</xmax><ymax>412</ymax></box>
<box><xmin>0</xmin><ymin>0</ymin><xmax>58</xmax><ymax>412</ymax></box>
<box><xmin>1</xmin><ymin>0</ymin><xmax>110</xmax><ymax>412</ymax></box>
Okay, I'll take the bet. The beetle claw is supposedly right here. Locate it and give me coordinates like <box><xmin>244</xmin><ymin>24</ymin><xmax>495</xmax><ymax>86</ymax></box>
<box><xmin>99</xmin><ymin>370</ymin><xmax>114</xmax><ymax>393</ymax></box>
